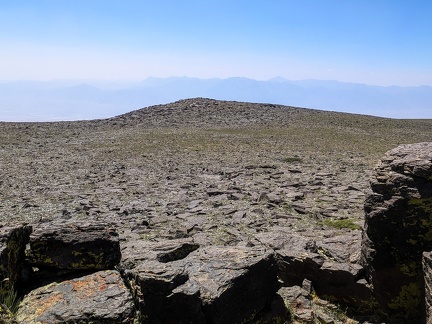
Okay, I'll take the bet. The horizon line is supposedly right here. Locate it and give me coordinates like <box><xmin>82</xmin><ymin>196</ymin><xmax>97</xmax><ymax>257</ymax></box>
<box><xmin>0</xmin><ymin>76</ymin><xmax>431</xmax><ymax>88</ymax></box>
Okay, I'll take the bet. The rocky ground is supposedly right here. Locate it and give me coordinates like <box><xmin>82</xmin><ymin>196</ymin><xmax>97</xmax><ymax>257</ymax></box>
<box><xmin>2</xmin><ymin>98</ymin><xmax>432</xmax><ymax>322</ymax></box>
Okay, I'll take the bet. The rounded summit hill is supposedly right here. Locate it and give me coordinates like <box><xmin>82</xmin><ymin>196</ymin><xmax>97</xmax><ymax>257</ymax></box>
<box><xmin>109</xmin><ymin>98</ymin><xmax>305</xmax><ymax>127</ymax></box>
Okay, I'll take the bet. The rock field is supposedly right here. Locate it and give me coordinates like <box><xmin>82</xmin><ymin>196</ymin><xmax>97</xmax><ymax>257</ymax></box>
<box><xmin>2</xmin><ymin>98</ymin><xmax>431</xmax><ymax>239</ymax></box>
<box><xmin>2</xmin><ymin>98</ymin><xmax>432</xmax><ymax>323</ymax></box>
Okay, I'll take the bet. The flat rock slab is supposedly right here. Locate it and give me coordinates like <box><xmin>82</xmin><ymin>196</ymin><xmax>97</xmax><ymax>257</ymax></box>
<box><xmin>16</xmin><ymin>270</ymin><xmax>135</xmax><ymax>323</ymax></box>
<box><xmin>28</xmin><ymin>221</ymin><xmax>121</xmax><ymax>270</ymax></box>
<box><xmin>121</xmin><ymin>239</ymin><xmax>278</xmax><ymax>323</ymax></box>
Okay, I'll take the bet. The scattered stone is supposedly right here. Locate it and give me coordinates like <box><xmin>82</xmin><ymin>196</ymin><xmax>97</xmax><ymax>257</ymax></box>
<box><xmin>232</xmin><ymin>210</ymin><xmax>246</xmax><ymax>222</ymax></box>
<box><xmin>285</xmin><ymin>190</ymin><xmax>305</xmax><ymax>200</ymax></box>
<box><xmin>291</xmin><ymin>202</ymin><xmax>308</xmax><ymax>214</ymax></box>
<box><xmin>265</xmin><ymin>192</ymin><xmax>283</xmax><ymax>204</ymax></box>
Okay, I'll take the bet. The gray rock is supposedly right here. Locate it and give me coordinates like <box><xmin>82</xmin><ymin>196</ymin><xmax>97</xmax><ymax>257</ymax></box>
<box><xmin>265</xmin><ymin>192</ymin><xmax>283</xmax><ymax>204</ymax></box>
<box><xmin>361</xmin><ymin>142</ymin><xmax>432</xmax><ymax>322</ymax></box>
<box><xmin>16</xmin><ymin>270</ymin><xmax>135</xmax><ymax>323</ymax></box>
<box><xmin>256</xmin><ymin>231</ymin><xmax>373</xmax><ymax>311</ymax></box>
<box><xmin>232</xmin><ymin>210</ymin><xmax>246</xmax><ymax>222</ymax></box>
<box><xmin>120</xmin><ymin>239</ymin><xmax>278</xmax><ymax>323</ymax></box>
<box><xmin>318</xmin><ymin>233</ymin><xmax>362</xmax><ymax>263</ymax></box>
<box><xmin>279</xmin><ymin>286</ymin><xmax>313</xmax><ymax>323</ymax></box>
<box><xmin>28</xmin><ymin>221</ymin><xmax>121</xmax><ymax>270</ymax></box>
<box><xmin>423</xmin><ymin>251</ymin><xmax>432</xmax><ymax>323</ymax></box>
<box><xmin>0</xmin><ymin>225</ymin><xmax>32</xmax><ymax>292</ymax></box>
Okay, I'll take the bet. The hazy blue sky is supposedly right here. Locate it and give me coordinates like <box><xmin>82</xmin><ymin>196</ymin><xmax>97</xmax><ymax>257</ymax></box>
<box><xmin>1</xmin><ymin>1</ymin><xmax>431</xmax><ymax>86</ymax></box>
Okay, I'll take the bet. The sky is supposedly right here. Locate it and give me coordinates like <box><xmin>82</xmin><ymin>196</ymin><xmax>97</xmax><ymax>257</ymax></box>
<box><xmin>1</xmin><ymin>0</ymin><xmax>432</xmax><ymax>87</ymax></box>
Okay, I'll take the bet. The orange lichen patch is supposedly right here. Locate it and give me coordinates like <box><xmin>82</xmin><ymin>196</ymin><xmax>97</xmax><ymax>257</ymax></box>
<box><xmin>71</xmin><ymin>272</ymin><xmax>108</xmax><ymax>298</ymax></box>
<box><xmin>16</xmin><ymin>270</ymin><xmax>134</xmax><ymax>323</ymax></box>
<box><xmin>34</xmin><ymin>292</ymin><xmax>63</xmax><ymax>317</ymax></box>
<box><xmin>99</xmin><ymin>283</ymin><xmax>108</xmax><ymax>291</ymax></box>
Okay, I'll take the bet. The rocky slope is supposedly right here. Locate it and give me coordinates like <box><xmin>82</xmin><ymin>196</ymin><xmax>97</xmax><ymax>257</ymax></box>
<box><xmin>1</xmin><ymin>98</ymin><xmax>432</xmax><ymax>323</ymax></box>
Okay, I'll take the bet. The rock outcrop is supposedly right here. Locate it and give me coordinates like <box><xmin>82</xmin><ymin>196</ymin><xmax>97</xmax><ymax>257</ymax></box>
<box><xmin>256</xmin><ymin>230</ymin><xmax>373</xmax><ymax>313</ymax></box>
<box><xmin>0</xmin><ymin>225</ymin><xmax>32</xmax><ymax>323</ymax></box>
<box><xmin>423</xmin><ymin>251</ymin><xmax>432</xmax><ymax>323</ymax></box>
<box><xmin>16</xmin><ymin>270</ymin><xmax>135</xmax><ymax>323</ymax></box>
<box><xmin>5</xmin><ymin>225</ymin><xmax>282</xmax><ymax>323</ymax></box>
<box><xmin>7</xmin><ymin>222</ymin><xmax>372</xmax><ymax>323</ymax></box>
<box><xmin>361</xmin><ymin>142</ymin><xmax>432</xmax><ymax>321</ymax></box>
<box><xmin>28</xmin><ymin>222</ymin><xmax>121</xmax><ymax>270</ymax></box>
<box><xmin>120</xmin><ymin>238</ymin><xmax>279</xmax><ymax>323</ymax></box>
<box><xmin>0</xmin><ymin>225</ymin><xmax>32</xmax><ymax>292</ymax></box>
<box><xmin>0</xmin><ymin>222</ymin><xmax>130</xmax><ymax>323</ymax></box>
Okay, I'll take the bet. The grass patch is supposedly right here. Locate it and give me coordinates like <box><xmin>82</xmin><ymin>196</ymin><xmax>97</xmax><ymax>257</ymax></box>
<box><xmin>282</xmin><ymin>156</ymin><xmax>302</xmax><ymax>163</ymax></box>
<box><xmin>321</xmin><ymin>218</ymin><xmax>362</xmax><ymax>230</ymax></box>
<box><xmin>0</xmin><ymin>287</ymin><xmax>20</xmax><ymax>315</ymax></box>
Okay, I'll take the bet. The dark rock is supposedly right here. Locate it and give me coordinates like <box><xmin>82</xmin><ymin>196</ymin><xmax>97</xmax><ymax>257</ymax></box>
<box><xmin>285</xmin><ymin>190</ymin><xmax>304</xmax><ymax>200</ymax></box>
<box><xmin>0</xmin><ymin>225</ymin><xmax>32</xmax><ymax>292</ymax></box>
<box><xmin>423</xmin><ymin>251</ymin><xmax>432</xmax><ymax>323</ymax></box>
<box><xmin>182</xmin><ymin>246</ymin><xmax>278</xmax><ymax>324</ymax></box>
<box><xmin>313</xmin><ymin>261</ymin><xmax>373</xmax><ymax>311</ymax></box>
<box><xmin>156</xmin><ymin>242</ymin><xmax>199</xmax><ymax>263</ymax></box>
<box><xmin>259</xmin><ymin>233</ymin><xmax>322</xmax><ymax>286</ymax></box>
<box><xmin>250</xmin><ymin>293</ymin><xmax>292</xmax><ymax>324</ymax></box>
<box><xmin>318</xmin><ymin>233</ymin><xmax>362</xmax><ymax>263</ymax></box>
<box><xmin>361</xmin><ymin>142</ymin><xmax>432</xmax><ymax>321</ymax></box>
<box><xmin>120</xmin><ymin>239</ymin><xmax>278</xmax><ymax>323</ymax></box>
<box><xmin>28</xmin><ymin>222</ymin><xmax>121</xmax><ymax>270</ymax></box>
<box><xmin>206</xmin><ymin>189</ymin><xmax>228</xmax><ymax>196</ymax></box>
<box><xmin>291</xmin><ymin>202</ymin><xmax>308</xmax><ymax>214</ymax></box>
<box><xmin>120</xmin><ymin>238</ymin><xmax>204</xmax><ymax>322</ymax></box>
<box><xmin>256</xmin><ymin>231</ymin><xmax>373</xmax><ymax>312</ymax></box>
<box><xmin>16</xmin><ymin>270</ymin><xmax>135</xmax><ymax>323</ymax></box>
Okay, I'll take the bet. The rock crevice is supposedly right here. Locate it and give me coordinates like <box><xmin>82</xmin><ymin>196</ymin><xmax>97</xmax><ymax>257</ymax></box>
<box><xmin>361</xmin><ymin>142</ymin><xmax>432</xmax><ymax>322</ymax></box>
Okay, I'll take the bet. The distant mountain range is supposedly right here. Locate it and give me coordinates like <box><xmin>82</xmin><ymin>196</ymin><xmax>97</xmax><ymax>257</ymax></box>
<box><xmin>1</xmin><ymin>77</ymin><xmax>431</xmax><ymax>121</ymax></box>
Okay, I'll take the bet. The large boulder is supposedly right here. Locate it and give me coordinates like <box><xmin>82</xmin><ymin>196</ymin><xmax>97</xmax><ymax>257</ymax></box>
<box><xmin>16</xmin><ymin>270</ymin><xmax>136</xmax><ymax>323</ymax></box>
<box><xmin>361</xmin><ymin>142</ymin><xmax>432</xmax><ymax>321</ymax></box>
<box><xmin>28</xmin><ymin>222</ymin><xmax>121</xmax><ymax>270</ymax></box>
<box><xmin>256</xmin><ymin>230</ymin><xmax>373</xmax><ymax>312</ymax></box>
<box><xmin>120</xmin><ymin>238</ymin><xmax>278</xmax><ymax>323</ymax></box>
<box><xmin>0</xmin><ymin>225</ymin><xmax>32</xmax><ymax>292</ymax></box>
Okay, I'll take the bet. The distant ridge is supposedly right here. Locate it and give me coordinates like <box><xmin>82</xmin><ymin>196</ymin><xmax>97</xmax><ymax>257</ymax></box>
<box><xmin>1</xmin><ymin>77</ymin><xmax>431</xmax><ymax>121</ymax></box>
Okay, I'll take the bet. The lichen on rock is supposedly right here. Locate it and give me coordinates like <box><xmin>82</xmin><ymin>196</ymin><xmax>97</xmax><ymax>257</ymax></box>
<box><xmin>361</xmin><ymin>142</ymin><xmax>432</xmax><ymax>321</ymax></box>
<box><xmin>28</xmin><ymin>221</ymin><xmax>121</xmax><ymax>270</ymax></box>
